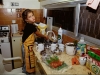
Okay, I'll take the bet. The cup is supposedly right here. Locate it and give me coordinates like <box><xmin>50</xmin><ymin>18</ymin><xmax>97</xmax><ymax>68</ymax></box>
<box><xmin>50</xmin><ymin>44</ymin><xmax>57</xmax><ymax>51</ymax></box>
<box><xmin>65</xmin><ymin>43</ymin><xmax>76</xmax><ymax>55</ymax></box>
<box><xmin>58</xmin><ymin>44</ymin><xmax>64</xmax><ymax>52</ymax></box>
<box><xmin>79</xmin><ymin>57</ymin><xmax>87</xmax><ymax>66</ymax></box>
<box><xmin>37</xmin><ymin>43</ymin><xmax>44</xmax><ymax>52</ymax></box>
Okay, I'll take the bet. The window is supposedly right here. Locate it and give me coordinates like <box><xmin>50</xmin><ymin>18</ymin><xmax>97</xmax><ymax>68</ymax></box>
<box><xmin>0</xmin><ymin>0</ymin><xmax>3</xmax><ymax>5</ymax></box>
<box><xmin>47</xmin><ymin>7</ymin><xmax>75</xmax><ymax>32</ymax></box>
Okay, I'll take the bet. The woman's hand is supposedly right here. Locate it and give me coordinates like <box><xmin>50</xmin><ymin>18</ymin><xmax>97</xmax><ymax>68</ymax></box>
<box><xmin>35</xmin><ymin>30</ymin><xmax>49</xmax><ymax>40</ymax></box>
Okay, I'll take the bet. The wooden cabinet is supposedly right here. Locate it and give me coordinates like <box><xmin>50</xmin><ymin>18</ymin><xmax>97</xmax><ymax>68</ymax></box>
<box><xmin>12</xmin><ymin>35</ymin><xmax>22</xmax><ymax>69</ymax></box>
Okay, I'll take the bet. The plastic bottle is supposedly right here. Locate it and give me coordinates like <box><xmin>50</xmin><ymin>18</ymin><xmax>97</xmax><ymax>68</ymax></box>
<box><xmin>57</xmin><ymin>27</ymin><xmax>63</xmax><ymax>44</ymax></box>
<box><xmin>76</xmin><ymin>37</ymin><xmax>86</xmax><ymax>56</ymax></box>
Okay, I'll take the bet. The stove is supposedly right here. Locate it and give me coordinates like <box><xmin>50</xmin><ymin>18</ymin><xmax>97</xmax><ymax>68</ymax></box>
<box><xmin>0</xmin><ymin>25</ymin><xmax>10</xmax><ymax>43</ymax></box>
<box><xmin>0</xmin><ymin>32</ymin><xmax>8</xmax><ymax>37</ymax></box>
<box><xmin>0</xmin><ymin>25</ymin><xmax>12</xmax><ymax>71</ymax></box>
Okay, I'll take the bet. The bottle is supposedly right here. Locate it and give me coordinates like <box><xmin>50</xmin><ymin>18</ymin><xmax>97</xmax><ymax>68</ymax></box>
<box><xmin>57</xmin><ymin>27</ymin><xmax>62</xmax><ymax>44</ymax></box>
<box><xmin>76</xmin><ymin>37</ymin><xmax>86</xmax><ymax>56</ymax></box>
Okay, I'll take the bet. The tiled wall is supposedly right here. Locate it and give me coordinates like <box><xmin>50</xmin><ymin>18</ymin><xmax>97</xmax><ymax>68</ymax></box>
<box><xmin>79</xmin><ymin>6</ymin><xmax>100</xmax><ymax>40</ymax></box>
<box><xmin>0</xmin><ymin>8</ymin><xmax>43</xmax><ymax>31</ymax></box>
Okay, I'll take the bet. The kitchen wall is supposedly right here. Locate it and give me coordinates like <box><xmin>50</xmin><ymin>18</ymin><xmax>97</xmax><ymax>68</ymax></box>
<box><xmin>0</xmin><ymin>0</ymin><xmax>44</xmax><ymax>31</ymax></box>
<box><xmin>0</xmin><ymin>0</ymin><xmax>40</xmax><ymax>9</ymax></box>
<box><xmin>0</xmin><ymin>8</ymin><xmax>43</xmax><ymax>31</ymax></box>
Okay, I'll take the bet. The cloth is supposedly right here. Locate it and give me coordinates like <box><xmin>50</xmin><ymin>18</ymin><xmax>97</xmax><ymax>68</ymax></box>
<box><xmin>22</xmin><ymin>23</ymin><xmax>37</xmax><ymax>43</ymax></box>
<box><xmin>86</xmin><ymin>0</ymin><xmax>100</xmax><ymax>10</ymax></box>
<box><xmin>22</xmin><ymin>23</ymin><xmax>37</xmax><ymax>74</ymax></box>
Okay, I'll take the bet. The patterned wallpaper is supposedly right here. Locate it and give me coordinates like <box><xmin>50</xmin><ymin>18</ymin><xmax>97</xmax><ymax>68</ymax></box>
<box><xmin>79</xmin><ymin>6</ymin><xmax>100</xmax><ymax>40</ymax></box>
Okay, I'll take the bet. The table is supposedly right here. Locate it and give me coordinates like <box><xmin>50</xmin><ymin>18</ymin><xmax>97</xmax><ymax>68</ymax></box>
<box><xmin>33</xmin><ymin>44</ymin><xmax>94</xmax><ymax>75</ymax></box>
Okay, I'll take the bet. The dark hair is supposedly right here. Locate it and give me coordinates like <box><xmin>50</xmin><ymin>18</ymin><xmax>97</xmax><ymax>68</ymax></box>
<box><xmin>22</xmin><ymin>9</ymin><xmax>34</xmax><ymax>24</ymax></box>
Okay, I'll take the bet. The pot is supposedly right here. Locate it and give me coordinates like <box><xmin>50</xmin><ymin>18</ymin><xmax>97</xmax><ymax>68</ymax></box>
<box><xmin>65</xmin><ymin>43</ymin><xmax>76</xmax><ymax>55</ymax></box>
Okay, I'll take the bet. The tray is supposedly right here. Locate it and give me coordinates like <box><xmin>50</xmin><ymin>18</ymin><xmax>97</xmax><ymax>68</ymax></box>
<box><xmin>43</xmin><ymin>55</ymin><xmax>68</xmax><ymax>70</ymax></box>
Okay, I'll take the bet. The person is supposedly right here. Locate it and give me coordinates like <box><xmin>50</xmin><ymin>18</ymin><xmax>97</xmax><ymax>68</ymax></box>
<box><xmin>21</xmin><ymin>9</ymin><xmax>49</xmax><ymax>75</ymax></box>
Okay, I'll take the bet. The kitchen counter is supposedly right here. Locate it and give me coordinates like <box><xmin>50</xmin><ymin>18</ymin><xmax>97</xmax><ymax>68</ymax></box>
<box><xmin>12</xmin><ymin>32</ymin><xmax>23</xmax><ymax>37</ymax></box>
<box><xmin>11</xmin><ymin>32</ymin><xmax>23</xmax><ymax>68</ymax></box>
<box><xmin>33</xmin><ymin>44</ymin><xmax>94</xmax><ymax>75</ymax></box>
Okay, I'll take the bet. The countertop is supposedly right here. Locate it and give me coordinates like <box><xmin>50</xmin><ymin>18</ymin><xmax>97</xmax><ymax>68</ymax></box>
<box><xmin>12</xmin><ymin>33</ymin><xmax>23</xmax><ymax>37</ymax></box>
<box><xmin>33</xmin><ymin>44</ymin><xmax>94</xmax><ymax>75</ymax></box>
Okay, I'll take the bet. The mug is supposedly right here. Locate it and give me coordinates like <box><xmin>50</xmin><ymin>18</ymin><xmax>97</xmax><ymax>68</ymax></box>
<box><xmin>50</xmin><ymin>44</ymin><xmax>57</xmax><ymax>51</ymax></box>
<box><xmin>65</xmin><ymin>43</ymin><xmax>76</xmax><ymax>55</ymax></box>
<box><xmin>36</xmin><ymin>43</ymin><xmax>44</xmax><ymax>52</ymax></box>
<box><xmin>58</xmin><ymin>44</ymin><xmax>64</xmax><ymax>52</ymax></box>
<box><xmin>79</xmin><ymin>57</ymin><xmax>87</xmax><ymax>66</ymax></box>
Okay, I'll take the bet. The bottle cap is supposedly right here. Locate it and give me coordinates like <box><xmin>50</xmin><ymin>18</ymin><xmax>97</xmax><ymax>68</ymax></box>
<box><xmin>79</xmin><ymin>37</ymin><xmax>86</xmax><ymax>44</ymax></box>
<box><xmin>80</xmin><ymin>37</ymin><xmax>84</xmax><ymax>42</ymax></box>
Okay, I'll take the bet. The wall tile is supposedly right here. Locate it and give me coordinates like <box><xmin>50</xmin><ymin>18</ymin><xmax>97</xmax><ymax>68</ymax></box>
<box><xmin>0</xmin><ymin>8</ymin><xmax>43</xmax><ymax>31</ymax></box>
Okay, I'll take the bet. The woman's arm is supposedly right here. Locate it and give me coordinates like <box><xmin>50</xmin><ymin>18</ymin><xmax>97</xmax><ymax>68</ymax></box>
<box><xmin>35</xmin><ymin>30</ymin><xmax>49</xmax><ymax>40</ymax></box>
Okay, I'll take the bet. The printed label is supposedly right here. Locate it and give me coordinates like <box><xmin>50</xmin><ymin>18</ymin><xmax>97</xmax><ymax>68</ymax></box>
<box><xmin>28</xmin><ymin>45</ymin><xmax>35</xmax><ymax>69</ymax></box>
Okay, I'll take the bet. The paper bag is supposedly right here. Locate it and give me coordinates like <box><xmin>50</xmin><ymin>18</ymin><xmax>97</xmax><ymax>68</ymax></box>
<box><xmin>86</xmin><ymin>0</ymin><xmax>100</xmax><ymax>10</ymax></box>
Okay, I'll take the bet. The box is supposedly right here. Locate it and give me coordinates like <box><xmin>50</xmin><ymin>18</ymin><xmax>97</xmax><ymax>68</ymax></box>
<box><xmin>86</xmin><ymin>55</ymin><xmax>100</xmax><ymax>75</ymax></box>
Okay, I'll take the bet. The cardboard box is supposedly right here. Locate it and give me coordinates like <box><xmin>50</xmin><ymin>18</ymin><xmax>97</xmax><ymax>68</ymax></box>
<box><xmin>86</xmin><ymin>55</ymin><xmax>100</xmax><ymax>75</ymax></box>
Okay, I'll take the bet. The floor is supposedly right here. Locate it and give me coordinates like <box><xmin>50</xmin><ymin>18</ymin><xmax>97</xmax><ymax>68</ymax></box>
<box><xmin>35</xmin><ymin>60</ymin><xmax>46</xmax><ymax>75</ymax></box>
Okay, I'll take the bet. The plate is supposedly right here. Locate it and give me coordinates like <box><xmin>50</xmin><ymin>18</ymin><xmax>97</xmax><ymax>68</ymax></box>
<box><xmin>43</xmin><ymin>55</ymin><xmax>68</xmax><ymax>70</ymax></box>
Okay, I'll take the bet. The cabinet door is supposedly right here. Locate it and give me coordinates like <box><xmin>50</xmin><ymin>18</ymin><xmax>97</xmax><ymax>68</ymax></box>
<box><xmin>12</xmin><ymin>37</ymin><xmax>22</xmax><ymax>68</ymax></box>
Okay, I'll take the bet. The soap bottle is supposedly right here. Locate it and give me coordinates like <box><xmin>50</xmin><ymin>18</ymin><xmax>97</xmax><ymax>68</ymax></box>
<box><xmin>57</xmin><ymin>27</ymin><xmax>62</xmax><ymax>44</ymax></box>
<box><xmin>76</xmin><ymin>37</ymin><xmax>86</xmax><ymax>56</ymax></box>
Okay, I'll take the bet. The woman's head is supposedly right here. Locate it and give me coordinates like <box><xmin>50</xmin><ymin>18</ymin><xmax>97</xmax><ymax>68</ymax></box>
<box><xmin>22</xmin><ymin>9</ymin><xmax>35</xmax><ymax>24</ymax></box>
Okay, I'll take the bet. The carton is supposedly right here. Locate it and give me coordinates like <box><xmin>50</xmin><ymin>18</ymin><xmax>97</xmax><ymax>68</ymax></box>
<box><xmin>86</xmin><ymin>54</ymin><xmax>100</xmax><ymax>74</ymax></box>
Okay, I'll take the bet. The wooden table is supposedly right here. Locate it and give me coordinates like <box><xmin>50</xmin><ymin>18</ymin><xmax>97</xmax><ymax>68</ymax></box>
<box><xmin>33</xmin><ymin>44</ymin><xmax>94</xmax><ymax>75</ymax></box>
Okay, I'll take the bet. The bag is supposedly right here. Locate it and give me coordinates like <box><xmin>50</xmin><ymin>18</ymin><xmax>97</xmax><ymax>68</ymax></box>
<box><xmin>86</xmin><ymin>0</ymin><xmax>100</xmax><ymax>10</ymax></box>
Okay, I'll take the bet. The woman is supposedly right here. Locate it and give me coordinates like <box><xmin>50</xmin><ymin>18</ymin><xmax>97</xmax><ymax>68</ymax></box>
<box><xmin>21</xmin><ymin>9</ymin><xmax>49</xmax><ymax>75</ymax></box>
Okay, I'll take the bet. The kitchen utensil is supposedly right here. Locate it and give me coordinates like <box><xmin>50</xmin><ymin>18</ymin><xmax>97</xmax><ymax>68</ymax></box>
<box><xmin>65</xmin><ymin>43</ymin><xmax>76</xmax><ymax>55</ymax></box>
<box><xmin>58</xmin><ymin>44</ymin><xmax>64</xmax><ymax>52</ymax></box>
<box><xmin>35</xmin><ymin>22</ymin><xmax>47</xmax><ymax>35</ymax></box>
<box><xmin>46</xmin><ymin>31</ymin><xmax>57</xmax><ymax>42</ymax></box>
<box><xmin>79</xmin><ymin>57</ymin><xmax>87</xmax><ymax>66</ymax></box>
<box><xmin>50</xmin><ymin>43</ymin><xmax>57</xmax><ymax>51</ymax></box>
<box><xmin>44</xmin><ymin>55</ymin><xmax>68</xmax><ymax>70</ymax></box>
<box><xmin>36</xmin><ymin>43</ymin><xmax>44</xmax><ymax>52</ymax></box>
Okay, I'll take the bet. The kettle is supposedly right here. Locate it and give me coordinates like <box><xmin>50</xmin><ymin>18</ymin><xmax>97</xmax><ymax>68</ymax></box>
<box><xmin>35</xmin><ymin>22</ymin><xmax>47</xmax><ymax>35</ymax></box>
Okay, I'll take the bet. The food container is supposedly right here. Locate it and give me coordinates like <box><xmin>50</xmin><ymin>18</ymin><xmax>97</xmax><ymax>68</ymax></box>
<box><xmin>88</xmin><ymin>50</ymin><xmax>100</xmax><ymax>61</ymax></box>
<box><xmin>86</xmin><ymin>55</ymin><xmax>100</xmax><ymax>75</ymax></box>
<box><xmin>42</xmin><ymin>55</ymin><xmax>68</xmax><ymax>70</ymax></box>
<box><xmin>65</xmin><ymin>43</ymin><xmax>76</xmax><ymax>55</ymax></box>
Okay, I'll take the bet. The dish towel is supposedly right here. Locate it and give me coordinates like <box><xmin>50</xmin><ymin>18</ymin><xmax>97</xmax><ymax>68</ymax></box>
<box><xmin>86</xmin><ymin>0</ymin><xmax>100</xmax><ymax>10</ymax></box>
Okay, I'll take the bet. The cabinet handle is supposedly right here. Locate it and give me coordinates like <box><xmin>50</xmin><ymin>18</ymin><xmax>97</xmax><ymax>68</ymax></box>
<box><xmin>13</xmin><ymin>40</ymin><xmax>15</xmax><ymax>41</ymax></box>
